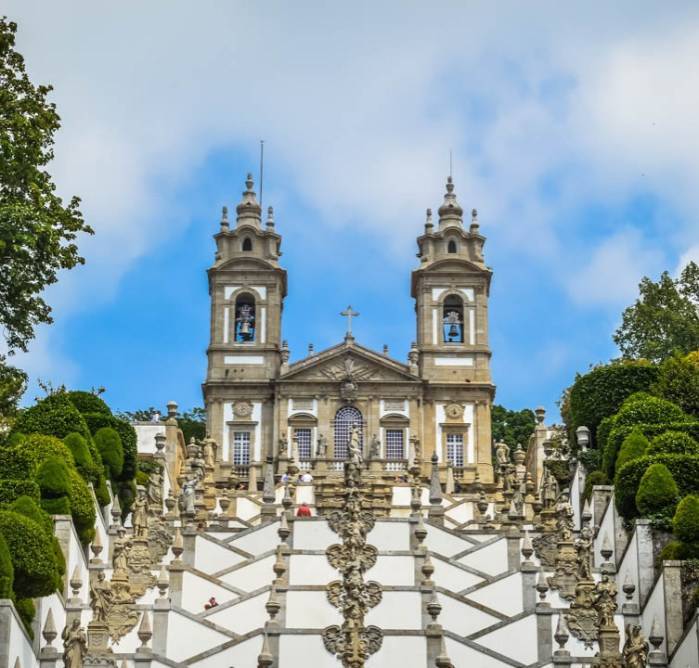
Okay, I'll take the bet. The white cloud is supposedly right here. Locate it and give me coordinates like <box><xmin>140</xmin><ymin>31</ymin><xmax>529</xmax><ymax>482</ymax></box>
<box><xmin>566</xmin><ymin>229</ymin><xmax>663</xmax><ymax>306</ymax></box>
<box><xmin>5</xmin><ymin>1</ymin><xmax>699</xmax><ymax>383</ymax></box>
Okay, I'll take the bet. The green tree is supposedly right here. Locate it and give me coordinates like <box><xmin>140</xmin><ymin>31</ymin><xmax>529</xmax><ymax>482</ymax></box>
<box><xmin>0</xmin><ymin>18</ymin><xmax>92</xmax><ymax>354</ymax></box>
<box><xmin>652</xmin><ymin>351</ymin><xmax>699</xmax><ymax>417</ymax></box>
<box><xmin>491</xmin><ymin>405</ymin><xmax>536</xmax><ymax>449</ymax></box>
<box><xmin>0</xmin><ymin>360</ymin><xmax>26</xmax><ymax>418</ymax></box>
<box><xmin>635</xmin><ymin>462</ymin><xmax>678</xmax><ymax>516</ymax></box>
<box><xmin>614</xmin><ymin>262</ymin><xmax>699</xmax><ymax>363</ymax></box>
<box><xmin>673</xmin><ymin>494</ymin><xmax>699</xmax><ymax>543</ymax></box>
<box><xmin>616</xmin><ymin>428</ymin><xmax>650</xmax><ymax>472</ymax></box>
<box><xmin>94</xmin><ymin>427</ymin><xmax>124</xmax><ymax>480</ymax></box>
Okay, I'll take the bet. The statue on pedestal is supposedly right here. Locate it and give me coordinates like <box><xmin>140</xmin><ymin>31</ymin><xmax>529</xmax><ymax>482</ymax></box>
<box><xmin>62</xmin><ymin>619</ymin><xmax>87</xmax><ymax>668</ymax></box>
<box><xmin>132</xmin><ymin>489</ymin><xmax>149</xmax><ymax>539</ymax></box>
<box><xmin>623</xmin><ymin>624</ymin><xmax>649</xmax><ymax>668</ymax></box>
<box><xmin>316</xmin><ymin>434</ymin><xmax>327</xmax><ymax>457</ymax></box>
<box><xmin>90</xmin><ymin>571</ymin><xmax>114</xmax><ymax>623</ymax></box>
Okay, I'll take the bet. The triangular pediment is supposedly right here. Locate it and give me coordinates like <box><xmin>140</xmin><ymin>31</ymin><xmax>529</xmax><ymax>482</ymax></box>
<box><xmin>280</xmin><ymin>341</ymin><xmax>419</xmax><ymax>384</ymax></box>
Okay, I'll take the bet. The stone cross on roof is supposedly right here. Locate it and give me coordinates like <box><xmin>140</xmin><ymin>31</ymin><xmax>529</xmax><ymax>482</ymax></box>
<box><xmin>340</xmin><ymin>305</ymin><xmax>359</xmax><ymax>340</ymax></box>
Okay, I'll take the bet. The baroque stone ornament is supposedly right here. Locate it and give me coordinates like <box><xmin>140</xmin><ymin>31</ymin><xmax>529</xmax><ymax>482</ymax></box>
<box><xmin>622</xmin><ymin>624</ymin><xmax>649</xmax><ymax>668</ymax></box>
<box><xmin>62</xmin><ymin>619</ymin><xmax>88</xmax><ymax>668</ymax></box>
<box><xmin>565</xmin><ymin>580</ymin><xmax>599</xmax><ymax>649</ymax></box>
<box><xmin>322</xmin><ymin>444</ymin><xmax>383</xmax><ymax>667</ymax></box>
<box><xmin>445</xmin><ymin>403</ymin><xmax>464</xmax><ymax>421</ymax></box>
<box><xmin>233</xmin><ymin>400</ymin><xmax>253</xmax><ymax>418</ymax></box>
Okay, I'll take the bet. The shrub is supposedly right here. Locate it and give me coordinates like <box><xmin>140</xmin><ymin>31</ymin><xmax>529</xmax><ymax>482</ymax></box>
<box><xmin>614</xmin><ymin>392</ymin><xmax>688</xmax><ymax>429</ymax></box>
<box><xmin>67</xmin><ymin>469</ymin><xmax>96</xmax><ymax>544</ymax></box>
<box><xmin>0</xmin><ymin>444</ymin><xmax>34</xmax><ymax>481</ymax></box>
<box><xmin>604</xmin><ymin>421</ymin><xmax>699</xmax><ymax>479</ymax></box>
<box><xmin>674</xmin><ymin>494</ymin><xmax>699</xmax><ymax>543</ymax></box>
<box><xmin>15</xmin><ymin>597</ymin><xmax>35</xmax><ymax>638</ymax></box>
<box><xmin>0</xmin><ymin>532</ymin><xmax>13</xmax><ymax>598</ymax></box>
<box><xmin>10</xmin><ymin>496</ymin><xmax>54</xmax><ymax>536</ymax></box>
<box><xmin>94</xmin><ymin>428</ymin><xmax>124</xmax><ymax>479</ymax></box>
<box><xmin>568</xmin><ymin>361</ymin><xmax>659</xmax><ymax>443</ymax></box>
<box><xmin>596</xmin><ymin>415</ymin><xmax>616</xmax><ymax>459</ymax></box>
<box><xmin>616</xmin><ymin>454</ymin><xmax>699</xmax><ymax>518</ymax></box>
<box><xmin>616</xmin><ymin>428</ymin><xmax>650</xmax><ymax>472</ymax></box>
<box><xmin>635</xmin><ymin>463</ymin><xmax>679</xmax><ymax>516</ymax></box>
<box><xmin>83</xmin><ymin>413</ymin><xmax>137</xmax><ymax>479</ymax></box>
<box><xmin>63</xmin><ymin>432</ymin><xmax>99</xmax><ymax>482</ymax></box>
<box><xmin>41</xmin><ymin>496</ymin><xmax>71</xmax><ymax>515</ymax></box>
<box><xmin>0</xmin><ymin>511</ymin><xmax>59</xmax><ymax>599</ymax></box>
<box><xmin>12</xmin><ymin>392</ymin><xmax>91</xmax><ymax>441</ymax></box>
<box><xmin>94</xmin><ymin>477</ymin><xmax>111</xmax><ymax>507</ymax></box>
<box><xmin>653</xmin><ymin>351</ymin><xmax>699</xmax><ymax>417</ymax></box>
<box><xmin>13</xmin><ymin>433</ymin><xmax>75</xmax><ymax>469</ymax></box>
<box><xmin>66</xmin><ymin>390</ymin><xmax>111</xmax><ymax>416</ymax></box>
<box><xmin>579</xmin><ymin>449</ymin><xmax>601</xmax><ymax>473</ymax></box>
<box><xmin>36</xmin><ymin>457</ymin><xmax>71</xmax><ymax>499</ymax></box>
<box><xmin>0</xmin><ymin>480</ymin><xmax>40</xmax><ymax>505</ymax></box>
<box><xmin>583</xmin><ymin>470</ymin><xmax>610</xmax><ymax>501</ymax></box>
<box><xmin>647</xmin><ymin>431</ymin><xmax>699</xmax><ymax>456</ymax></box>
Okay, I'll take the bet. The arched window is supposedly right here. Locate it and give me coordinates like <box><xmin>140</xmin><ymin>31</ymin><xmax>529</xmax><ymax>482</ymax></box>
<box><xmin>442</xmin><ymin>295</ymin><xmax>464</xmax><ymax>343</ymax></box>
<box><xmin>242</xmin><ymin>237</ymin><xmax>253</xmax><ymax>251</ymax></box>
<box><xmin>447</xmin><ymin>239</ymin><xmax>458</xmax><ymax>253</ymax></box>
<box><xmin>234</xmin><ymin>293</ymin><xmax>256</xmax><ymax>342</ymax></box>
<box><xmin>334</xmin><ymin>406</ymin><xmax>363</xmax><ymax>460</ymax></box>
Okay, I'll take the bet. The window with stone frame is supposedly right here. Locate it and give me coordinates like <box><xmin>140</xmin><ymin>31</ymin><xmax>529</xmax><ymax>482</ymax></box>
<box><xmin>232</xmin><ymin>431</ymin><xmax>251</xmax><ymax>465</ymax></box>
<box><xmin>442</xmin><ymin>294</ymin><xmax>464</xmax><ymax>344</ymax></box>
<box><xmin>385</xmin><ymin>429</ymin><xmax>405</xmax><ymax>460</ymax></box>
<box><xmin>446</xmin><ymin>432</ymin><xmax>464</xmax><ymax>467</ymax></box>
<box><xmin>334</xmin><ymin>406</ymin><xmax>363</xmax><ymax>460</ymax></box>
<box><xmin>294</xmin><ymin>427</ymin><xmax>312</xmax><ymax>461</ymax></box>
<box><xmin>234</xmin><ymin>292</ymin><xmax>256</xmax><ymax>343</ymax></box>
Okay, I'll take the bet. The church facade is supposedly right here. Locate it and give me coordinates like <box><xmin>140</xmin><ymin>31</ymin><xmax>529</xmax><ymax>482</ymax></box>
<box><xmin>203</xmin><ymin>174</ymin><xmax>496</xmax><ymax>484</ymax></box>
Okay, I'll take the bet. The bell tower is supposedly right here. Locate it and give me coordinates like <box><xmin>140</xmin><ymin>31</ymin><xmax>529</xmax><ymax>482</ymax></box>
<box><xmin>411</xmin><ymin>177</ymin><xmax>495</xmax><ymax>481</ymax></box>
<box><xmin>203</xmin><ymin>174</ymin><xmax>287</xmax><ymax>460</ymax></box>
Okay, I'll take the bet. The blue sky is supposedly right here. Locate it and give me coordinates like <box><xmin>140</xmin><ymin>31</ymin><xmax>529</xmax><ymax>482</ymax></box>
<box><xmin>6</xmin><ymin>2</ymin><xmax>699</xmax><ymax>419</ymax></box>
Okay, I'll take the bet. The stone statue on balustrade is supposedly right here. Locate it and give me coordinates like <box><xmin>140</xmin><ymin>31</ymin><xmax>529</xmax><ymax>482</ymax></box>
<box><xmin>180</xmin><ymin>478</ymin><xmax>196</xmax><ymax>515</ymax></box>
<box><xmin>494</xmin><ymin>441</ymin><xmax>510</xmax><ymax>468</ymax></box>
<box><xmin>132</xmin><ymin>488</ymin><xmax>149</xmax><ymax>539</ymax></box>
<box><xmin>369</xmin><ymin>434</ymin><xmax>381</xmax><ymax>459</ymax></box>
<box><xmin>555</xmin><ymin>489</ymin><xmax>574</xmax><ymax>541</ymax></box>
<box><xmin>593</xmin><ymin>575</ymin><xmax>618</xmax><ymax>628</ymax></box>
<box><xmin>316</xmin><ymin>433</ymin><xmax>327</xmax><ymax>457</ymax></box>
<box><xmin>542</xmin><ymin>468</ymin><xmax>559</xmax><ymax>510</ymax></box>
<box><xmin>62</xmin><ymin>619</ymin><xmax>87</xmax><ymax>668</ymax></box>
<box><xmin>348</xmin><ymin>425</ymin><xmax>363</xmax><ymax>466</ymax></box>
<box><xmin>623</xmin><ymin>624</ymin><xmax>649</xmax><ymax>668</ymax></box>
<box><xmin>90</xmin><ymin>571</ymin><xmax>114</xmax><ymax>623</ymax></box>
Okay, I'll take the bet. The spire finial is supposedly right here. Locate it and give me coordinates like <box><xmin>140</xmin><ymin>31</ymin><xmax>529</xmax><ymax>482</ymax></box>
<box><xmin>236</xmin><ymin>173</ymin><xmax>262</xmax><ymax>224</ymax></box>
<box><xmin>266</xmin><ymin>205</ymin><xmax>275</xmax><ymax>228</ymax></box>
<box><xmin>438</xmin><ymin>175</ymin><xmax>463</xmax><ymax>225</ymax></box>
<box><xmin>220</xmin><ymin>205</ymin><xmax>229</xmax><ymax>231</ymax></box>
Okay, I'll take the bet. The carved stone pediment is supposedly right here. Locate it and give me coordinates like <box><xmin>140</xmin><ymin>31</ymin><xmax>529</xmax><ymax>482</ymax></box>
<box><xmin>281</xmin><ymin>344</ymin><xmax>419</xmax><ymax>385</ymax></box>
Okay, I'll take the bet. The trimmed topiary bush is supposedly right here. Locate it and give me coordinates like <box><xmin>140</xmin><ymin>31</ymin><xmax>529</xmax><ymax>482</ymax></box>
<box><xmin>36</xmin><ymin>457</ymin><xmax>71</xmax><ymax>500</ymax></box>
<box><xmin>13</xmin><ymin>433</ymin><xmax>75</xmax><ymax>469</ymax></box>
<box><xmin>615</xmin><ymin>453</ymin><xmax>699</xmax><ymax>519</ymax></box>
<box><xmin>94</xmin><ymin>427</ymin><xmax>124</xmax><ymax>480</ymax></box>
<box><xmin>10</xmin><ymin>496</ymin><xmax>54</xmax><ymax>536</ymax></box>
<box><xmin>0</xmin><ymin>480</ymin><xmax>40</xmax><ymax>505</ymax></box>
<box><xmin>66</xmin><ymin>390</ymin><xmax>111</xmax><ymax>416</ymax></box>
<box><xmin>12</xmin><ymin>392</ymin><xmax>91</xmax><ymax>441</ymax></box>
<box><xmin>583</xmin><ymin>470</ymin><xmax>610</xmax><ymax>501</ymax></box>
<box><xmin>63</xmin><ymin>432</ymin><xmax>99</xmax><ymax>483</ymax></box>
<box><xmin>0</xmin><ymin>442</ymin><xmax>34</xmax><ymax>481</ymax></box>
<box><xmin>15</xmin><ymin>597</ymin><xmax>35</xmax><ymax>638</ymax></box>
<box><xmin>673</xmin><ymin>494</ymin><xmax>699</xmax><ymax>543</ymax></box>
<box><xmin>647</xmin><ymin>431</ymin><xmax>699</xmax><ymax>456</ymax></box>
<box><xmin>653</xmin><ymin>351</ymin><xmax>699</xmax><ymax>417</ymax></box>
<box><xmin>568</xmin><ymin>361</ymin><xmax>659</xmax><ymax>444</ymax></box>
<box><xmin>67</xmin><ymin>469</ymin><xmax>96</xmax><ymax>544</ymax></box>
<box><xmin>596</xmin><ymin>415</ymin><xmax>616</xmax><ymax>461</ymax></box>
<box><xmin>614</xmin><ymin>392</ymin><xmax>688</xmax><ymax>429</ymax></box>
<box><xmin>616</xmin><ymin>428</ymin><xmax>650</xmax><ymax>472</ymax></box>
<box><xmin>635</xmin><ymin>463</ymin><xmax>679</xmax><ymax>516</ymax></box>
<box><xmin>0</xmin><ymin>532</ymin><xmax>13</xmax><ymax>598</ymax></box>
<box><xmin>0</xmin><ymin>510</ymin><xmax>59</xmax><ymax>599</ymax></box>
<box><xmin>83</xmin><ymin>413</ymin><xmax>136</xmax><ymax>478</ymax></box>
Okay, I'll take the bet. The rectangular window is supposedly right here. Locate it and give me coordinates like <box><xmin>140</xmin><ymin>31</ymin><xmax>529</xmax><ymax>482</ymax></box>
<box><xmin>446</xmin><ymin>433</ymin><xmax>464</xmax><ymax>467</ymax></box>
<box><xmin>294</xmin><ymin>428</ymin><xmax>312</xmax><ymax>460</ymax></box>
<box><xmin>385</xmin><ymin>429</ymin><xmax>404</xmax><ymax>460</ymax></box>
<box><xmin>232</xmin><ymin>431</ymin><xmax>251</xmax><ymax>466</ymax></box>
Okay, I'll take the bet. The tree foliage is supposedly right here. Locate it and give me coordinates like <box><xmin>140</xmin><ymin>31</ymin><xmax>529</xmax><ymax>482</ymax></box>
<box><xmin>0</xmin><ymin>18</ymin><xmax>92</xmax><ymax>354</ymax></box>
<box><xmin>614</xmin><ymin>262</ymin><xmax>699</xmax><ymax>363</ymax></box>
<box><xmin>652</xmin><ymin>351</ymin><xmax>699</xmax><ymax>417</ymax></box>
<box><xmin>0</xmin><ymin>359</ymin><xmax>26</xmax><ymax>417</ymax></box>
<box><xmin>491</xmin><ymin>405</ymin><xmax>536</xmax><ymax>449</ymax></box>
<box><xmin>673</xmin><ymin>494</ymin><xmax>699</xmax><ymax>544</ymax></box>
<box><xmin>635</xmin><ymin>463</ymin><xmax>679</xmax><ymax>516</ymax></box>
<box><xmin>615</xmin><ymin>428</ymin><xmax>650</xmax><ymax>472</ymax></box>
<box><xmin>566</xmin><ymin>361</ymin><xmax>658</xmax><ymax>446</ymax></box>
<box><xmin>94</xmin><ymin>427</ymin><xmax>123</xmax><ymax>479</ymax></box>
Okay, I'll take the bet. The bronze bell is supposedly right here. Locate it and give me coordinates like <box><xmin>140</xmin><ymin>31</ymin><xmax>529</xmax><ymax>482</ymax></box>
<box><xmin>240</xmin><ymin>320</ymin><xmax>250</xmax><ymax>335</ymax></box>
<box><xmin>449</xmin><ymin>323</ymin><xmax>458</xmax><ymax>337</ymax></box>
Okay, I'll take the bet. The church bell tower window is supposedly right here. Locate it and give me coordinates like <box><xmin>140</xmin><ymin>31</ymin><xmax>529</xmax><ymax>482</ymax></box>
<box><xmin>447</xmin><ymin>239</ymin><xmax>458</xmax><ymax>253</ymax></box>
<box><xmin>442</xmin><ymin>294</ymin><xmax>464</xmax><ymax>343</ymax></box>
<box><xmin>242</xmin><ymin>237</ymin><xmax>253</xmax><ymax>251</ymax></box>
<box><xmin>333</xmin><ymin>406</ymin><xmax>363</xmax><ymax>460</ymax></box>
<box><xmin>234</xmin><ymin>293</ymin><xmax>256</xmax><ymax>342</ymax></box>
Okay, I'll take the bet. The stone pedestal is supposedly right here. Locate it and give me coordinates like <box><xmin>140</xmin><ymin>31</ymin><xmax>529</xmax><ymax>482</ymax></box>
<box><xmin>87</xmin><ymin>621</ymin><xmax>111</xmax><ymax>653</ymax></box>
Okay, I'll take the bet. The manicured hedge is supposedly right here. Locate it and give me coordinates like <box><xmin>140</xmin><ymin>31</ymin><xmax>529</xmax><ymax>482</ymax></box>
<box><xmin>63</xmin><ymin>432</ymin><xmax>99</xmax><ymax>483</ymax></box>
<box><xmin>615</xmin><ymin>453</ymin><xmax>699</xmax><ymax>519</ymax></box>
<box><xmin>94</xmin><ymin>427</ymin><xmax>124</xmax><ymax>479</ymax></box>
<box><xmin>83</xmin><ymin>413</ymin><xmax>136</xmax><ymax>480</ymax></box>
<box><xmin>615</xmin><ymin>428</ymin><xmax>649</xmax><ymax>473</ymax></box>
<box><xmin>13</xmin><ymin>393</ymin><xmax>91</xmax><ymax>441</ymax></box>
<box><xmin>10</xmin><ymin>496</ymin><xmax>54</xmax><ymax>536</ymax></box>
<box><xmin>613</xmin><ymin>392</ymin><xmax>687</xmax><ymax>429</ymax></box>
<box><xmin>67</xmin><ymin>468</ymin><xmax>96</xmax><ymax>544</ymax></box>
<box><xmin>583</xmin><ymin>470</ymin><xmax>609</xmax><ymax>501</ymax></box>
<box><xmin>673</xmin><ymin>494</ymin><xmax>699</xmax><ymax>543</ymax></box>
<box><xmin>0</xmin><ymin>480</ymin><xmax>40</xmax><ymax>505</ymax></box>
<box><xmin>647</xmin><ymin>431</ymin><xmax>699</xmax><ymax>456</ymax></box>
<box><xmin>0</xmin><ymin>511</ymin><xmax>59</xmax><ymax>599</ymax></box>
<box><xmin>635</xmin><ymin>463</ymin><xmax>678</xmax><ymax>516</ymax></box>
<box><xmin>36</xmin><ymin>457</ymin><xmax>71</xmax><ymax>499</ymax></box>
<box><xmin>0</xmin><ymin>532</ymin><xmax>13</xmax><ymax>598</ymax></box>
<box><xmin>66</xmin><ymin>390</ymin><xmax>111</xmax><ymax>416</ymax></box>
<box><xmin>604</xmin><ymin>421</ymin><xmax>699</xmax><ymax>479</ymax></box>
<box><xmin>568</xmin><ymin>361</ymin><xmax>658</xmax><ymax>444</ymax></box>
<box><xmin>0</xmin><ymin>446</ymin><xmax>34</xmax><ymax>481</ymax></box>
